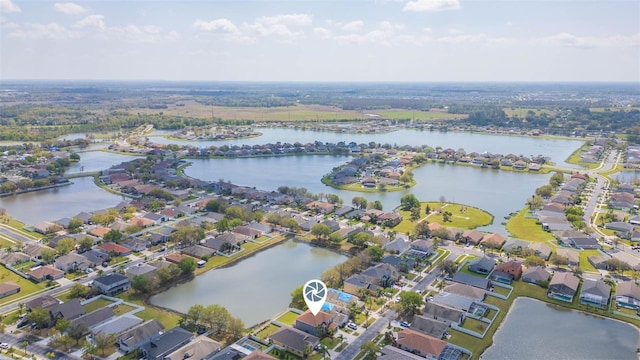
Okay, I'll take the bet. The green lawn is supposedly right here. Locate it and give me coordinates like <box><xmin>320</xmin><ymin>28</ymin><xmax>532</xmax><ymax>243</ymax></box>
<box><xmin>112</xmin><ymin>304</ymin><xmax>137</xmax><ymax>316</ymax></box>
<box><xmin>276</xmin><ymin>311</ymin><xmax>299</xmax><ymax>326</ymax></box>
<box><xmin>13</xmin><ymin>261</ymin><xmax>36</xmax><ymax>272</ymax></box>
<box><xmin>0</xmin><ymin>265</ymin><xmax>47</xmax><ymax>306</ymax></box>
<box><xmin>256</xmin><ymin>324</ymin><xmax>281</xmax><ymax>339</ymax></box>
<box><xmin>461</xmin><ymin>317</ymin><xmax>488</xmax><ymax>333</ymax></box>
<box><xmin>395</xmin><ymin>202</ymin><xmax>493</xmax><ymax>234</ymax></box>
<box><xmin>506</xmin><ymin>207</ymin><xmax>555</xmax><ymax>243</ymax></box>
<box><xmin>578</xmin><ymin>249</ymin><xmax>600</xmax><ymax>273</ymax></box>
<box><xmin>83</xmin><ymin>298</ymin><xmax>114</xmax><ymax>313</ymax></box>
<box><xmin>320</xmin><ymin>336</ymin><xmax>342</xmax><ymax>350</ymax></box>
<box><xmin>55</xmin><ymin>291</ymin><xmax>74</xmax><ymax>302</ymax></box>
<box><xmin>116</xmin><ymin>291</ymin><xmax>181</xmax><ymax>328</ymax></box>
<box><xmin>565</xmin><ymin>144</ymin><xmax>600</xmax><ymax>170</ymax></box>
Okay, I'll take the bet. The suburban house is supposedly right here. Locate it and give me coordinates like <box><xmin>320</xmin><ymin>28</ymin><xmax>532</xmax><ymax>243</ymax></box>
<box><xmin>306</xmin><ymin>201</ymin><xmax>335</xmax><ymax>214</ymax></box>
<box><xmin>378</xmin><ymin>212</ymin><xmax>402</xmax><ymax>227</ymax></box>
<box><xmin>0</xmin><ymin>282</ymin><xmax>20</xmax><ymax>298</ymax></box>
<box><xmin>140</xmin><ymin>326</ymin><xmax>194</xmax><ymax>360</ymax></box>
<box><xmin>395</xmin><ymin>329</ymin><xmax>448</xmax><ymax>359</ymax></box>
<box><xmin>91</xmin><ymin>314</ymin><xmax>144</xmax><ymax>337</ymax></box>
<box><xmin>443</xmin><ymin>283</ymin><xmax>486</xmax><ymax>301</ymax></box>
<box><xmin>294</xmin><ymin>310</ymin><xmax>336</xmax><ymax>337</ymax></box>
<box><xmin>384</xmin><ymin>237</ymin><xmax>411</xmax><ymax>254</ymax></box>
<box><xmin>579</xmin><ymin>279</ymin><xmax>611</xmax><ymax>309</ymax></box>
<box><xmin>25</xmin><ymin>295</ymin><xmax>59</xmax><ymax>311</ymax></box>
<box><xmin>556</xmin><ymin>248</ymin><xmax>580</xmax><ymax>266</ymax></box>
<box><xmin>126</xmin><ymin>263</ymin><xmax>158</xmax><ymax>280</ymax></box>
<box><xmin>117</xmin><ymin>319</ymin><xmax>165</xmax><ymax>353</ymax></box>
<box><xmin>480</xmin><ymin>233</ymin><xmax>506</xmax><ymax>249</ymax></box>
<box><xmin>451</xmin><ymin>273</ymin><xmax>492</xmax><ymax>290</ymax></box>
<box><xmin>70</xmin><ymin>307</ymin><xmax>115</xmax><ymax>330</ymax></box>
<box><xmin>615</xmin><ymin>281</ymin><xmax>640</xmax><ymax>310</ymax></box>
<box><xmin>93</xmin><ymin>273</ymin><xmax>131</xmax><ymax>295</ymax></box>
<box><xmin>268</xmin><ymin>326</ymin><xmax>320</xmax><ymax>357</ymax></box>
<box><xmin>522</xmin><ymin>266</ymin><xmax>551</xmax><ymax>285</ymax></box>
<box><xmin>422</xmin><ymin>302</ymin><xmax>464</xmax><ymax>325</ymax></box>
<box><xmin>54</xmin><ymin>253</ymin><xmax>90</xmax><ymax>273</ymax></box>
<box><xmin>491</xmin><ymin>260</ymin><xmax>522</xmax><ymax>283</ymax></box>
<box><xmin>100</xmin><ymin>242</ymin><xmax>133</xmax><ymax>256</ymax></box>
<box><xmin>468</xmin><ymin>257</ymin><xmax>496</xmax><ymax>275</ymax></box>
<box><xmin>46</xmin><ymin>299</ymin><xmax>85</xmax><ymax>323</ymax></box>
<box><xmin>548</xmin><ymin>272</ymin><xmax>581</xmax><ymax>302</ymax></box>
<box><xmin>379</xmin><ymin>345</ymin><xmax>425</xmax><ymax>360</ymax></box>
<box><xmin>410</xmin><ymin>239</ymin><xmax>434</xmax><ymax>254</ymax></box>
<box><xmin>164</xmin><ymin>335</ymin><xmax>222</xmax><ymax>360</ymax></box>
<box><xmin>528</xmin><ymin>242</ymin><xmax>553</xmax><ymax>260</ymax></box>
<box><xmin>410</xmin><ymin>315</ymin><xmax>450</xmax><ymax>339</ymax></box>
<box><xmin>382</xmin><ymin>255</ymin><xmax>416</xmax><ymax>272</ymax></box>
<box><xmin>27</xmin><ymin>266</ymin><xmax>64</xmax><ymax>282</ymax></box>
<box><xmin>462</xmin><ymin>230</ymin><xmax>484</xmax><ymax>245</ymax></box>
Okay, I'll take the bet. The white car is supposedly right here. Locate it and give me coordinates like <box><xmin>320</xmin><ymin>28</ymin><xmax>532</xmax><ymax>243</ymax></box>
<box><xmin>347</xmin><ymin>322</ymin><xmax>357</xmax><ymax>330</ymax></box>
<box><xmin>0</xmin><ymin>343</ymin><xmax>9</xmax><ymax>349</ymax></box>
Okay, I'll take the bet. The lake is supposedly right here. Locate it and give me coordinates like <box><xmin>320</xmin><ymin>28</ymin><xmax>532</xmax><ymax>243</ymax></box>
<box><xmin>149</xmin><ymin>238</ymin><xmax>348</xmax><ymax>326</ymax></box>
<box><xmin>150</xmin><ymin>128</ymin><xmax>584</xmax><ymax>168</ymax></box>
<box><xmin>185</xmin><ymin>157</ymin><xmax>551</xmax><ymax>233</ymax></box>
<box><xmin>482</xmin><ymin>297</ymin><xmax>640</xmax><ymax>360</ymax></box>
<box><xmin>0</xmin><ymin>176</ymin><xmax>126</xmax><ymax>225</ymax></box>
<box><xmin>66</xmin><ymin>150</ymin><xmax>142</xmax><ymax>175</ymax></box>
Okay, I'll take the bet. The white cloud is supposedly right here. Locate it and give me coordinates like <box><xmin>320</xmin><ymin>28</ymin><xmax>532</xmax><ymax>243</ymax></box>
<box><xmin>333</xmin><ymin>21</ymin><xmax>404</xmax><ymax>45</ymax></box>
<box><xmin>193</xmin><ymin>18</ymin><xmax>239</xmax><ymax>34</ymax></box>
<box><xmin>9</xmin><ymin>23</ymin><xmax>81</xmax><ymax>40</ymax></box>
<box><xmin>75</xmin><ymin>15</ymin><xmax>105</xmax><ymax>30</ymax></box>
<box><xmin>54</xmin><ymin>2</ymin><xmax>86</xmax><ymax>15</ymax></box>
<box><xmin>314</xmin><ymin>27</ymin><xmax>333</xmax><ymax>39</ymax></box>
<box><xmin>535</xmin><ymin>32</ymin><xmax>640</xmax><ymax>49</ymax></box>
<box><xmin>403</xmin><ymin>0</ymin><xmax>460</xmax><ymax>12</ymax></box>
<box><xmin>104</xmin><ymin>24</ymin><xmax>179</xmax><ymax>43</ymax></box>
<box><xmin>423</xmin><ymin>27</ymin><xmax>433</xmax><ymax>33</ymax></box>
<box><xmin>341</xmin><ymin>20</ymin><xmax>363</xmax><ymax>32</ymax></box>
<box><xmin>256</xmin><ymin>13</ymin><xmax>312</xmax><ymax>26</ymax></box>
<box><xmin>437</xmin><ymin>33</ymin><xmax>510</xmax><ymax>45</ymax></box>
<box><xmin>0</xmin><ymin>0</ymin><xmax>21</xmax><ymax>13</ymax></box>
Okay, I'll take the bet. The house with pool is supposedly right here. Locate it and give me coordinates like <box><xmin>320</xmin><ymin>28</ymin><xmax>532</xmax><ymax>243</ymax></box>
<box><xmin>548</xmin><ymin>272</ymin><xmax>581</xmax><ymax>302</ymax></box>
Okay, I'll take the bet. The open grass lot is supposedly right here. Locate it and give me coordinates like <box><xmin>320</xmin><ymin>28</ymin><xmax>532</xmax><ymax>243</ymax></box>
<box><xmin>116</xmin><ymin>291</ymin><xmax>181</xmax><ymax>328</ymax></box>
<box><xmin>578</xmin><ymin>249</ymin><xmax>600</xmax><ymax>273</ymax></box>
<box><xmin>0</xmin><ymin>265</ymin><xmax>47</xmax><ymax>306</ymax></box>
<box><xmin>0</xmin><ymin>235</ymin><xmax>17</xmax><ymax>248</ymax></box>
<box><xmin>506</xmin><ymin>207</ymin><xmax>555</xmax><ymax>243</ymax></box>
<box><xmin>395</xmin><ymin>202</ymin><xmax>493</xmax><ymax>234</ymax></box>
<box><xmin>276</xmin><ymin>311</ymin><xmax>299</xmax><ymax>326</ymax></box>
<box><xmin>83</xmin><ymin>298</ymin><xmax>114</xmax><ymax>313</ymax></box>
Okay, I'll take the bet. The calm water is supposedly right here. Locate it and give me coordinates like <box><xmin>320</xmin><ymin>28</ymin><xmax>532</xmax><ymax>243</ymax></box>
<box><xmin>611</xmin><ymin>171</ymin><xmax>640</xmax><ymax>184</ymax></box>
<box><xmin>149</xmin><ymin>238</ymin><xmax>348</xmax><ymax>326</ymax></box>
<box><xmin>483</xmin><ymin>297</ymin><xmax>640</xmax><ymax>360</ymax></box>
<box><xmin>0</xmin><ymin>176</ymin><xmax>126</xmax><ymax>225</ymax></box>
<box><xmin>66</xmin><ymin>151</ymin><xmax>142</xmax><ymax>175</ymax></box>
<box><xmin>150</xmin><ymin>128</ymin><xmax>584</xmax><ymax>168</ymax></box>
<box><xmin>186</xmin><ymin>157</ymin><xmax>551</xmax><ymax>233</ymax></box>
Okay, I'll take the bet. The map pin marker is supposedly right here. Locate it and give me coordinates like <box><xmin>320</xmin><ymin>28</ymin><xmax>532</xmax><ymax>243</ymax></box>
<box><xmin>303</xmin><ymin>279</ymin><xmax>328</xmax><ymax>316</ymax></box>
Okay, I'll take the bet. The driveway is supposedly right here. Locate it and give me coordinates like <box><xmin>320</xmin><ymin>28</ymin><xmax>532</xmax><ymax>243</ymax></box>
<box><xmin>0</xmin><ymin>333</ymin><xmax>81</xmax><ymax>360</ymax></box>
<box><xmin>334</xmin><ymin>310</ymin><xmax>396</xmax><ymax>360</ymax></box>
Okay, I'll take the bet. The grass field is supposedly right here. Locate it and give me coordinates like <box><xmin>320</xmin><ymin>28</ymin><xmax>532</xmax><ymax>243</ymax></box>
<box><xmin>565</xmin><ymin>144</ymin><xmax>600</xmax><ymax>170</ymax></box>
<box><xmin>276</xmin><ymin>311</ymin><xmax>299</xmax><ymax>326</ymax></box>
<box><xmin>112</xmin><ymin>303</ymin><xmax>137</xmax><ymax>316</ymax></box>
<box><xmin>256</xmin><ymin>324</ymin><xmax>281</xmax><ymax>339</ymax></box>
<box><xmin>83</xmin><ymin>298</ymin><xmax>114</xmax><ymax>313</ymax></box>
<box><xmin>116</xmin><ymin>291</ymin><xmax>181</xmax><ymax>328</ymax></box>
<box><xmin>578</xmin><ymin>249</ymin><xmax>600</xmax><ymax>273</ymax></box>
<box><xmin>505</xmin><ymin>207</ymin><xmax>555</xmax><ymax>243</ymax></box>
<box><xmin>126</xmin><ymin>102</ymin><xmax>463</xmax><ymax>122</ymax></box>
<box><xmin>395</xmin><ymin>202</ymin><xmax>493</xmax><ymax>234</ymax></box>
<box><xmin>0</xmin><ymin>265</ymin><xmax>47</xmax><ymax>306</ymax></box>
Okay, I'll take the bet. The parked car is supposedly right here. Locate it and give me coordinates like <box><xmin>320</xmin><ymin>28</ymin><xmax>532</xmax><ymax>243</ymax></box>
<box><xmin>347</xmin><ymin>322</ymin><xmax>357</xmax><ymax>330</ymax></box>
<box><xmin>0</xmin><ymin>343</ymin><xmax>9</xmax><ymax>349</ymax></box>
<box><xmin>400</xmin><ymin>321</ymin><xmax>411</xmax><ymax>328</ymax></box>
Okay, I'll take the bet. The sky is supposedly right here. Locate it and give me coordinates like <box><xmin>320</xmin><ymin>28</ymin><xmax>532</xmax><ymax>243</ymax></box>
<box><xmin>1</xmin><ymin>0</ymin><xmax>639</xmax><ymax>82</ymax></box>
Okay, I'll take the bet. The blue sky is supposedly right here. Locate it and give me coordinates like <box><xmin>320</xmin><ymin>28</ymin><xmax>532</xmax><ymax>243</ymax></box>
<box><xmin>1</xmin><ymin>0</ymin><xmax>638</xmax><ymax>81</ymax></box>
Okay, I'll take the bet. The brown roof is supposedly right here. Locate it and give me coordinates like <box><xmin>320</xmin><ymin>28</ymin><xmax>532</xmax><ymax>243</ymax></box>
<box><xmin>0</xmin><ymin>282</ymin><xmax>20</xmax><ymax>294</ymax></box>
<box><xmin>89</xmin><ymin>226</ymin><xmax>111</xmax><ymax>238</ymax></box>
<box><xmin>27</xmin><ymin>266</ymin><xmax>64</xmax><ymax>280</ymax></box>
<box><xmin>495</xmin><ymin>260</ymin><xmax>523</xmax><ymax>277</ymax></box>
<box><xmin>244</xmin><ymin>350</ymin><xmax>277</xmax><ymax>360</ymax></box>
<box><xmin>481</xmin><ymin>233</ymin><xmax>506</xmax><ymax>246</ymax></box>
<box><xmin>296</xmin><ymin>310</ymin><xmax>332</xmax><ymax>327</ymax></box>
<box><xmin>396</xmin><ymin>329</ymin><xmax>447</xmax><ymax>357</ymax></box>
<box><xmin>100</xmin><ymin>242</ymin><xmax>131</xmax><ymax>254</ymax></box>
<box><xmin>165</xmin><ymin>253</ymin><xmax>192</xmax><ymax>264</ymax></box>
<box><xmin>550</xmin><ymin>272</ymin><xmax>580</xmax><ymax>291</ymax></box>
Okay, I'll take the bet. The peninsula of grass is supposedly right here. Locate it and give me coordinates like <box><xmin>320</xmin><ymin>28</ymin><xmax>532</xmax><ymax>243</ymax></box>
<box><xmin>394</xmin><ymin>202</ymin><xmax>493</xmax><ymax>234</ymax></box>
<box><xmin>565</xmin><ymin>143</ymin><xmax>599</xmax><ymax>170</ymax></box>
<box><xmin>321</xmin><ymin>176</ymin><xmax>415</xmax><ymax>193</ymax></box>
<box><xmin>505</xmin><ymin>207</ymin><xmax>555</xmax><ymax>243</ymax></box>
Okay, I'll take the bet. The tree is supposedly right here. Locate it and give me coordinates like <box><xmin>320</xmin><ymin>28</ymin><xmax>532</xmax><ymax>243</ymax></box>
<box><xmin>170</xmin><ymin>225</ymin><xmax>205</xmax><ymax>246</ymax></box>
<box><xmin>352</xmin><ymin>196</ymin><xmax>367</xmax><ymax>210</ymax></box>
<box><xmin>40</xmin><ymin>248</ymin><xmax>57</xmax><ymax>264</ymax></box>
<box><xmin>550</xmin><ymin>254</ymin><xmax>569</xmax><ymax>269</ymax></box>
<box><xmin>179</xmin><ymin>257</ymin><xmax>197</xmax><ymax>276</ymax></box>
<box><xmin>326</xmin><ymin>194</ymin><xmax>342</xmax><ymax>205</ymax></box>
<box><xmin>367</xmin><ymin>246</ymin><xmax>384</xmax><ymax>262</ymax></box>
<box><xmin>205</xmin><ymin>199</ymin><xmax>227</xmax><ymax>213</ymax></box>
<box><xmin>440</xmin><ymin>260</ymin><xmax>457</xmax><ymax>277</ymax></box>
<box><xmin>226</xmin><ymin>317</ymin><xmax>245</xmax><ymax>343</ymax></box>
<box><xmin>525</xmin><ymin>255</ymin><xmax>546</xmax><ymax>268</ymax></box>
<box><xmin>93</xmin><ymin>332</ymin><xmax>116</xmax><ymax>356</ymax></box>
<box><xmin>216</xmin><ymin>218</ymin><xmax>231</xmax><ymax>232</ymax></box>
<box><xmin>131</xmin><ymin>275</ymin><xmax>151</xmax><ymax>294</ymax></box>
<box><xmin>360</xmin><ymin>341</ymin><xmax>378</xmax><ymax>360</ymax></box>
<box><xmin>291</xmin><ymin>286</ymin><xmax>307</xmax><ymax>310</ymax></box>
<box><xmin>56</xmin><ymin>237</ymin><xmax>76</xmax><ymax>255</ymax></box>
<box><xmin>224</xmin><ymin>206</ymin><xmax>252</xmax><ymax>221</ymax></box>
<box><xmin>54</xmin><ymin>318</ymin><xmax>70</xmax><ymax>335</ymax></box>
<box><xmin>350</xmin><ymin>232</ymin><xmax>373</xmax><ymax>248</ymax></box>
<box><xmin>204</xmin><ymin>304</ymin><xmax>231</xmax><ymax>337</ymax></box>
<box><xmin>414</xmin><ymin>221</ymin><xmax>430</xmax><ymax>237</ymax></box>
<box><xmin>410</xmin><ymin>207</ymin><xmax>421</xmax><ymax>221</ymax></box>
<box><xmin>77</xmin><ymin>237</ymin><xmax>94</xmax><ymax>252</ymax></box>
<box><xmin>103</xmin><ymin>229</ymin><xmax>123</xmax><ymax>243</ymax></box>
<box><xmin>400</xmin><ymin>194</ymin><xmax>420</xmax><ymax>211</ymax></box>
<box><xmin>535</xmin><ymin>185</ymin><xmax>554</xmax><ymax>198</ymax></box>
<box><xmin>28</xmin><ymin>307</ymin><xmax>51</xmax><ymax>329</ymax></box>
<box><xmin>67</xmin><ymin>217</ymin><xmax>83</xmax><ymax>232</ymax></box>
<box><xmin>68</xmin><ymin>283</ymin><xmax>89</xmax><ymax>299</ymax></box>
<box><xmin>527</xmin><ymin>195</ymin><xmax>544</xmax><ymax>210</ymax></box>
<box><xmin>368</xmin><ymin>200</ymin><xmax>383</xmax><ymax>211</ymax></box>
<box><xmin>398</xmin><ymin>291</ymin><xmax>423</xmax><ymax>315</ymax></box>
<box><xmin>550</xmin><ymin>172</ymin><xmax>565</xmax><ymax>187</ymax></box>
<box><xmin>311</xmin><ymin>223</ymin><xmax>332</xmax><ymax>243</ymax></box>
<box><xmin>321</xmin><ymin>268</ymin><xmax>342</xmax><ymax>289</ymax></box>
<box><xmin>67</xmin><ymin>323</ymin><xmax>88</xmax><ymax>345</ymax></box>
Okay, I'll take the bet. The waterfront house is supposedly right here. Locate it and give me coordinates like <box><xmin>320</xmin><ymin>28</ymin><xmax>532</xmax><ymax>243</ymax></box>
<box><xmin>462</xmin><ymin>229</ymin><xmax>485</xmax><ymax>245</ymax></box>
<box><xmin>117</xmin><ymin>319</ymin><xmax>165</xmax><ymax>353</ymax></box>
<box><xmin>140</xmin><ymin>326</ymin><xmax>194</xmax><ymax>360</ymax></box>
<box><xmin>93</xmin><ymin>273</ymin><xmax>130</xmax><ymax>295</ymax></box>
<box><xmin>165</xmin><ymin>335</ymin><xmax>222</xmax><ymax>360</ymax></box>
<box><xmin>527</xmin><ymin>242</ymin><xmax>552</xmax><ymax>260</ymax></box>
<box><xmin>451</xmin><ymin>273</ymin><xmax>492</xmax><ymax>290</ymax></box>
<box><xmin>492</xmin><ymin>260</ymin><xmax>522</xmax><ymax>283</ymax></box>
<box><xmin>468</xmin><ymin>256</ymin><xmax>496</xmax><ymax>275</ymax></box>
<box><xmin>384</xmin><ymin>237</ymin><xmax>411</xmax><ymax>254</ymax></box>
<box><xmin>443</xmin><ymin>283</ymin><xmax>486</xmax><ymax>301</ymax></box>
<box><xmin>378</xmin><ymin>212</ymin><xmax>402</xmax><ymax>227</ymax></box>
<box><xmin>579</xmin><ymin>279</ymin><xmax>611</xmax><ymax>309</ymax></box>
<box><xmin>126</xmin><ymin>263</ymin><xmax>158</xmax><ymax>280</ymax></box>
<box><xmin>268</xmin><ymin>326</ymin><xmax>320</xmax><ymax>357</ymax></box>
<box><xmin>294</xmin><ymin>310</ymin><xmax>335</xmax><ymax>337</ymax></box>
<box><xmin>522</xmin><ymin>266</ymin><xmax>551</xmax><ymax>285</ymax></box>
<box><xmin>70</xmin><ymin>307</ymin><xmax>115</xmax><ymax>331</ymax></box>
<box><xmin>410</xmin><ymin>315</ymin><xmax>449</xmax><ymax>339</ymax></box>
<box><xmin>502</xmin><ymin>238</ymin><xmax>531</xmax><ymax>254</ymax></box>
<box><xmin>395</xmin><ymin>329</ymin><xmax>448</xmax><ymax>359</ymax></box>
<box><xmin>183</xmin><ymin>245</ymin><xmax>216</xmax><ymax>259</ymax></box>
<box><xmin>0</xmin><ymin>282</ymin><xmax>20</xmax><ymax>298</ymax></box>
<box><xmin>615</xmin><ymin>281</ymin><xmax>640</xmax><ymax>310</ymax></box>
<box><xmin>422</xmin><ymin>302</ymin><xmax>464</xmax><ymax>325</ymax></box>
<box><xmin>548</xmin><ymin>272</ymin><xmax>580</xmax><ymax>302</ymax></box>
<box><xmin>480</xmin><ymin>233</ymin><xmax>506</xmax><ymax>249</ymax></box>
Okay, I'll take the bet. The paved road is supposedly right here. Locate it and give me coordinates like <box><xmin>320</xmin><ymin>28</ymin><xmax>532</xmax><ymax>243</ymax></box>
<box><xmin>583</xmin><ymin>150</ymin><xmax>619</xmax><ymax>224</ymax></box>
<box><xmin>0</xmin><ymin>225</ymin><xmax>39</xmax><ymax>245</ymax></box>
<box><xmin>0</xmin><ymin>333</ymin><xmax>80</xmax><ymax>360</ymax></box>
<box><xmin>334</xmin><ymin>310</ymin><xmax>396</xmax><ymax>360</ymax></box>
